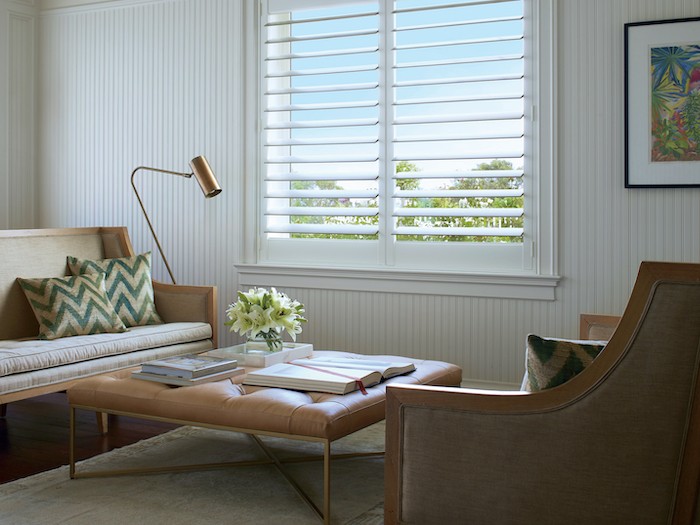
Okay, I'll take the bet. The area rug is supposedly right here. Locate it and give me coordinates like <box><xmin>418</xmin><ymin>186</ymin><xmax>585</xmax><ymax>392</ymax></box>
<box><xmin>0</xmin><ymin>422</ymin><xmax>386</xmax><ymax>525</ymax></box>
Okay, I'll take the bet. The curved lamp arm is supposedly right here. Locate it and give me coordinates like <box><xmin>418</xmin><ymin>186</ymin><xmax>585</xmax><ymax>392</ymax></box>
<box><xmin>130</xmin><ymin>155</ymin><xmax>221</xmax><ymax>285</ymax></box>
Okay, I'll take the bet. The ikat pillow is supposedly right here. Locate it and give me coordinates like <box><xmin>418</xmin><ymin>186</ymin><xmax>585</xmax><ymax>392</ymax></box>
<box><xmin>524</xmin><ymin>334</ymin><xmax>606</xmax><ymax>392</ymax></box>
<box><xmin>17</xmin><ymin>273</ymin><xmax>127</xmax><ymax>340</ymax></box>
<box><xmin>67</xmin><ymin>252</ymin><xmax>163</xmax><ymax>328</ymax></box>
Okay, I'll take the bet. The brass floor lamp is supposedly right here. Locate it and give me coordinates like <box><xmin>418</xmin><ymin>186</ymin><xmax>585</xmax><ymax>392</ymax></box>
<box><xmin>130</xmin><ymin>155</ymin><xmax>221</xmax><ymax>285</ymax></box>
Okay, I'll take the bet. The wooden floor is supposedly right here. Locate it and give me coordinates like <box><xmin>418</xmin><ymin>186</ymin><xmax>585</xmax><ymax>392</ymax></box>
<box><xmin>0</xmin><ymin>392</ymin><xmax>179</xmax><ymax>484</ymax></box>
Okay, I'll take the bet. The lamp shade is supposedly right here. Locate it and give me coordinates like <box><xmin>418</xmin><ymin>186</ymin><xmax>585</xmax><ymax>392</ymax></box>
<box><xmin>190</xmin><ymin>156</ymin><xmax>222</xmax><ymax>198</ymax></box>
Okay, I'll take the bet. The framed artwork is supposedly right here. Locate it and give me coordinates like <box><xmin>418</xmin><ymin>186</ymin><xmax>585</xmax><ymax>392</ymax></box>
<box><xmin>625</xmin><ymin>16</ymin><xmax>700</xmax><ymax>188</ymax></box>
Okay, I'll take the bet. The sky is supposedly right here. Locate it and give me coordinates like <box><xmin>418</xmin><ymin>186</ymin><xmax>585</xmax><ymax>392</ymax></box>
<box><xmin>265</xmin><ymin>0</ymin><xmax>524</xmax><ymax>208</ymax></box>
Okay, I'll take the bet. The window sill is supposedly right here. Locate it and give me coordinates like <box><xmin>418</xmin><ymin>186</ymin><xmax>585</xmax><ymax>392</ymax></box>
<box><xmin>236</xmin><ymin>264</ymin><xmax>560</xmax><ymax>301</ymax></box>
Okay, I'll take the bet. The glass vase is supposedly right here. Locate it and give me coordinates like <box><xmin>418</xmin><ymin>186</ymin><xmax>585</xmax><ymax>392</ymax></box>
<box><xmin>245</xmin><ymin>331</ymin><xmax>284</xmax><ymax>354</ymax></box>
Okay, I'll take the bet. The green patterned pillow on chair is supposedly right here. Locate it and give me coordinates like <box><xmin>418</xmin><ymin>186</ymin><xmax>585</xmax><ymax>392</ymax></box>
<box><xmin>67</xmin><ymin>252</ymin><xmax>163</xmax><ymax>328</ymax></box>
<box><xmin>525</xmin><ymin>334</ymin><xmax>606</xmax><ymax>392</ymax></box>
<box><xmin>17</xmin><ymin>273</ymin><xmax>127</xmax><ymax>340</ymax></box>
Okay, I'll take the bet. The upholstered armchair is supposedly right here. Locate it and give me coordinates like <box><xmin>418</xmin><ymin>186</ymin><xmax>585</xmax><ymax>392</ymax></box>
<box><xmin>385</xmin><ymin>262</ymin><xmax>700</xmax><ymax>525</ymax></box>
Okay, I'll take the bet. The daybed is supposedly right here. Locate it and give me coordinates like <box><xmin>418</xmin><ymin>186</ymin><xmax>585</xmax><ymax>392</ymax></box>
<box><xmin>0</xmin><ymin>227</ymin><xmax>217</xmax><ymax>416</ymax></box>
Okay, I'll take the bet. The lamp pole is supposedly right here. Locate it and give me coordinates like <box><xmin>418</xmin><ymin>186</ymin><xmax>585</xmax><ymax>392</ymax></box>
<box><xmin>130</xmin><ymin>156</ymin><xmax>221</xmax><ymax>285</ymax></box>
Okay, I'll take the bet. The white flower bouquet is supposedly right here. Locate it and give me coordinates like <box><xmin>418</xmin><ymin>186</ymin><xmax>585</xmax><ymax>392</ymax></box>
<box><xmin>224</xmin><ymin>287</ymin><xmax>306</xmax><ymax>352</ymax></box>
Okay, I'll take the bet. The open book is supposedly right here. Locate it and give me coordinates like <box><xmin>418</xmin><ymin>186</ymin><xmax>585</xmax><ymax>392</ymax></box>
<box><xmin>291</xmin><ymin>357</ymin><xmax>415</xmax><ymax>379</ymax></box>
<box><xmin>243</xmin><ymin>357</ymin><xmax>416</xmax><ymax>395</ymax></box>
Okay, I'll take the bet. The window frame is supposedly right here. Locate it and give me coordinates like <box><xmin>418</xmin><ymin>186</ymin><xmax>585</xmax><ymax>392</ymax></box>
<box><xmin>241</xmin><ymin>0</ymin><xmax>559</xmax><ymax>300</ymax></box>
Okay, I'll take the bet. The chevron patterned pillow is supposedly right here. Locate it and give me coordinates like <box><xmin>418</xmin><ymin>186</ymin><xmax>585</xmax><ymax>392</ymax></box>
<box><xmin>524</xmin><ymin>334</ymin><xmax>606</xmax><ymax>392</ymax></box>
<box><xmin>67</xmin><ymin>252</ymin><xmax>163</xmax><ymax>328</ymax></box>
<box><xmin>17</xmin><ymin>273</ymin><xmax>127</xmax><ymax>340</ymax></box>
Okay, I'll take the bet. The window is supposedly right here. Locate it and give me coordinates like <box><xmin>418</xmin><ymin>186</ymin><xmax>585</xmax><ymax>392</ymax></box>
<box><xmin>244</xmin><ymin>0</ymin><xmax>557</xmax><ymax>296</ymax></box>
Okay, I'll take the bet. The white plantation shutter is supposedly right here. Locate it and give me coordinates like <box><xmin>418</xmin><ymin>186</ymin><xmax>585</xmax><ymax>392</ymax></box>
<box><xmin>391</xmin><ymin>0</ymin><xmax>525</xmax><ymax>240</ymax></box>
<box><xmin>264</xmin><ymin>1</ymin><xmax>381</xmax><ymax>238</ymax></box>
<box><xmin>260</xmin><ymin>0</ymin><xmax>537</xmax><ymax>272</ymax></box>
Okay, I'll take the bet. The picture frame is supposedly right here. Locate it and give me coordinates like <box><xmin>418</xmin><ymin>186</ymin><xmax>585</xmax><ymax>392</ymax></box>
<box><xmin>624</xmin><ymin>16</ymin><xmax>700</xmax><ymax>188</ymax></box>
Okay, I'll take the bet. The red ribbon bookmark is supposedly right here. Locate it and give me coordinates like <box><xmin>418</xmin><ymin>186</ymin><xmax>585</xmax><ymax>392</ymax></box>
<box><xmin>290</xmin><ymin>362</ymin><xmax>368</xmax><ymax>395</ymax></box>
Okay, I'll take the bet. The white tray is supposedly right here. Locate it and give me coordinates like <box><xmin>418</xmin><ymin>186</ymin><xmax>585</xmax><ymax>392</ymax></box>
<box><xmin>209</xmin><ymin>343</ymin><xmax>313</xmax><ymax>368</ymax></box>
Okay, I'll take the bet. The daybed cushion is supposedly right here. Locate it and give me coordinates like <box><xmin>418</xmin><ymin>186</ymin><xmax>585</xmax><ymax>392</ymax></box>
<box><xmin>67</xmin><ymin>252</ymin><xmax>163</xmax><ymax>328</ymax></box>
<box><xmin>17</xmin><ymin>273</ymin><xmax>127</xmax><ymax>340</ymax></box>
<box><xmin>524</xmin><ymin>334</ymin><xmax>606</xmax><ymax>392</ymax></box>
<box><xmin>0</xmin><ymin>322</ymin><xmax>212</xmax><ymax>378</ymax></box>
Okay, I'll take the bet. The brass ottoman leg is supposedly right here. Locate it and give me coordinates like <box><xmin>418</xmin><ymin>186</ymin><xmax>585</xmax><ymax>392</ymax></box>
<box><xmin>323</xmin><ymin>440</ymin><xmax>331</xmax><ymax>524</ymax></box>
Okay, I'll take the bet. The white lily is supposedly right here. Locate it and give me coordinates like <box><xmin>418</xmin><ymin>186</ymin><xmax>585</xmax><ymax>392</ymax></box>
<box><xmin>224</xmin><ymin>287</ymin><xmax>307</xmax><ymax>349</ymax></box>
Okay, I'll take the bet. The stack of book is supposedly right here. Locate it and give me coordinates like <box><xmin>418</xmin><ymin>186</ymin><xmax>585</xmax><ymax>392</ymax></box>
<box><xmin>132</xmin><ymin>354</ymin><xmax>243</xmax><ymax>387</ymax></box>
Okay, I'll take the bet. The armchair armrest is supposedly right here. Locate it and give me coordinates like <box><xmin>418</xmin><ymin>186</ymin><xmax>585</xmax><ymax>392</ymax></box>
<box><xmin>385</xmin><ymin>383</ymin><xmax>533</xmax><ymax>524</ymax></box>
<box><xmin>153</xmin><ymin>281</ymin><xmax>218</xmax><ymax>347</ymax></box>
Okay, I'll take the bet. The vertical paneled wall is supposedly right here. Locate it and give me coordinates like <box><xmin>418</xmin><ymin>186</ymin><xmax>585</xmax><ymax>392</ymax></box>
<box><xmin>38</xmin><ymin>0</ymin><xmax>246</xmax><ymax>353</ymax></box>
<box><xmin>36</xmin><ymin>0</ymin><xmax>700</xmax><ymax>388</ymax></box>
<box><xmin>1</xmin><ymin>0</ymin><xmax>37</xmax><ymax>229</ymax></box>
<box><xmin>0</xmin><ymin>2</ymin><xmax>6</xmax><ymax>223</ymax></box>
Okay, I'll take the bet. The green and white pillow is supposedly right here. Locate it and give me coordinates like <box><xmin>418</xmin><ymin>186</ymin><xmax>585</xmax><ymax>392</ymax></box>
<box><xmin>67</xmin><ymin>252</ymin><xmax>163</xmax><ymax>328</ymax></box>
<box><xmin>17</xmin><ymin>273</ymin><xmax>127</xmax><ymax>340</ymax></box>
<box><xmin>524</xmin><ymin>334</ymin><xmax>606</xmax><ymax>392</ymax></box>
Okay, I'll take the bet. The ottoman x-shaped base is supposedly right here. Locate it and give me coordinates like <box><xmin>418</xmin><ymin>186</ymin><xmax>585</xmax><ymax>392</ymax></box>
<box><xmin>69</xmin><ymin>405</ymin><xmax>383</xmax><ymax>524</ymax></box>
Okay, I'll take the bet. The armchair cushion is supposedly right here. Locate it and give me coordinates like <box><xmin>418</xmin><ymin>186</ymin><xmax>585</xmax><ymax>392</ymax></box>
<box><xmin>17</xmin><ymin>273</ymin><xmax>127</xmax><ymax>340</ymax></box>
<box><xmin>524</xmin><ymin>334</ymin><xmax>605</xmax><ymax>391</ymax></box>
<box><xmin>68</xmin><ymin>252</ymin><xmax>163</xmax><ymax>328</ymax></box>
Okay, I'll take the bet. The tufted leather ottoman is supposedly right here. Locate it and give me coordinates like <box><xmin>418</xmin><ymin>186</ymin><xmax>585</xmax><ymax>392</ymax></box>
<box><xmin>67</xmin><ymin>351</ymin><xmax>462</xmax><ymax>523</ymax></box>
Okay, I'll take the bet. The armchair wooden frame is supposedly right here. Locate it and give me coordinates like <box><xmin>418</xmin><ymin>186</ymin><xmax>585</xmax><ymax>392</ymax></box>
<box><xmin>386</xmin><ymin>262</ymin><xmax>700</xmax><ymax>524</ymax></box>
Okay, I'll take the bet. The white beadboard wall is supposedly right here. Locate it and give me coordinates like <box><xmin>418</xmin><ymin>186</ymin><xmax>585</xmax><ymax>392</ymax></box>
<box><xmin>34</xmin><ymin>0</ymin><xmax>700</xmax><ymax>388</ymax></box>
<box><xmin>37</xmin><ymin>0</ymin><xmax>246</xmax><ymax>357</ymax></box>
<box><xmin>1</xmin><ymin>0</ymin><xmax>38</xmax><ymax>229</ymax></box>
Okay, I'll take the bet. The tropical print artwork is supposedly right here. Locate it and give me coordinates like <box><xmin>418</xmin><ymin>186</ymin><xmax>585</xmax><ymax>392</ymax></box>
<box><xmin>650</xmin><ymin>43</ymin><xmax>700</xmax><ymax>162</ymax></box>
